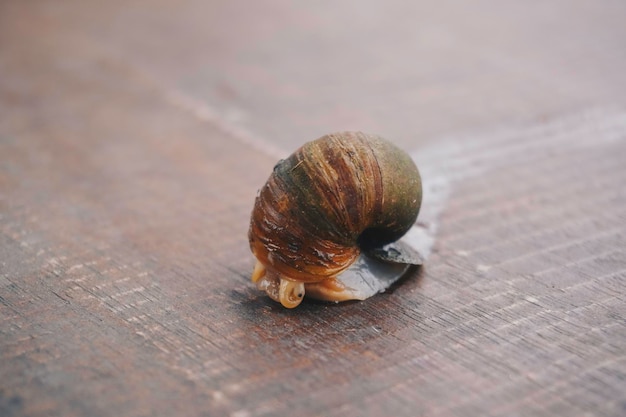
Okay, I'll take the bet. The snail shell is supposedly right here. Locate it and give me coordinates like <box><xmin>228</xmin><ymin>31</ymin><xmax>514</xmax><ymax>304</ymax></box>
<box><xmin>248</xmin><ymin>132</ymin><xmax>422</xmax><ymax>308</ymax></box>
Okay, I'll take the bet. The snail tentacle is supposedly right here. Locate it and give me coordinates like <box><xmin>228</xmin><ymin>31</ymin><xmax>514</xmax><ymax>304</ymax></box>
<box><xmin>278</xmin><ymin>279</ymin><xmax>305</xmax><ymax>309</ymax></box>
<box><xmin>251</xmin><ymin>260</ymin><xmax>266</xmax><ymax>283</ymax></box>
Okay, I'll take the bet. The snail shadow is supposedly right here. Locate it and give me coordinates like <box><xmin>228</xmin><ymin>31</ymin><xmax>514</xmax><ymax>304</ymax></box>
<box><xmin>229</xmin><ymin>266</ymin><xmax>429</xmax><ymax>380</ymax></box>
<box><xmin>227</xmin><ymin>266</ymin><xmax>427</xmax><ymax>384</ymax></box>
<box><xmin>237</xmin><ymin>263</ymin><xmax>425</xmax><ymax>316</ymax></box>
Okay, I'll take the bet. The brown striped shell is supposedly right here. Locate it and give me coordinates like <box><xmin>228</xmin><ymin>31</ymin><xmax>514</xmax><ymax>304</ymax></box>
<box><xmin>248</xmin><ymin>132</ymin><xmax>422</xmax><ymax>308</ymax></box>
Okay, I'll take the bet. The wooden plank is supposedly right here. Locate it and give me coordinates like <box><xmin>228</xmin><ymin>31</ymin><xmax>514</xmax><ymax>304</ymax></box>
<box><xmin>1</xmin><ymin>1</ymin><xmax>626</xmax><ymax>416</ymax></box>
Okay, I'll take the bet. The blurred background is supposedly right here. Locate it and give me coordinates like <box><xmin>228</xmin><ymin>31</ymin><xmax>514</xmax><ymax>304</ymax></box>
<box><xmin>3</xmin><ymin>0</ymin><xmax>625</xmax><ymax>150</ymax></box>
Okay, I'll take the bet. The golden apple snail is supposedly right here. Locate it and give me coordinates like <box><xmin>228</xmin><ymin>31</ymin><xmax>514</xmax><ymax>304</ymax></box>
<box><xmin>248</xmin><ymin>132</ymin><xmax>423</xmax><ymax>308</ymax></box>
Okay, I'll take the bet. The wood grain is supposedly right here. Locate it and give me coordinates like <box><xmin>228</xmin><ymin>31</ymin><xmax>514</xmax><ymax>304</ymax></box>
<box><xmin>1</xmin><ymin>1</ymin><xmax>626</xmax><ymax>416</ymax></box>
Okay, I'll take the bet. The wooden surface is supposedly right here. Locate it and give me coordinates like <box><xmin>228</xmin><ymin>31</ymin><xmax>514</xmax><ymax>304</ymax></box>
<box><xmin>1</xmin><ymin>1</ymin><xmax>626</xmax><ymax>416</ymax></box>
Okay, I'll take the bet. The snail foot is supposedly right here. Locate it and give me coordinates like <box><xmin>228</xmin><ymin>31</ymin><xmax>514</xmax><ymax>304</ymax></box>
<box><xmin>305</xmin><ymin>277</ymin><xmax>362</xmax><ymax>302</ymax></box>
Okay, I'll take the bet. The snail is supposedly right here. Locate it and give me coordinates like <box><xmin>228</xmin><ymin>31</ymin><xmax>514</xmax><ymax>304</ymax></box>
<box><xmin>248</xmin><ymin>132</ymin><xmax>423</xmax><ymax>308</ymax></box>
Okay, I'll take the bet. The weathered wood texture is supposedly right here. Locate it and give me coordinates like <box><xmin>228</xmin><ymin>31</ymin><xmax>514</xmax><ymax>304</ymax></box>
<box><xmin>1</xmin><ymin>1</ymin><xmax>626</xmax><ymax>416</ymax></box>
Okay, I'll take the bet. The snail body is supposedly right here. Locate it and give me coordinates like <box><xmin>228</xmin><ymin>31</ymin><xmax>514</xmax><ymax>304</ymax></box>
<box><xmin>248</xmin><ymin>132</ymin><xmax>422</xmax><ymax>308</ymax></box>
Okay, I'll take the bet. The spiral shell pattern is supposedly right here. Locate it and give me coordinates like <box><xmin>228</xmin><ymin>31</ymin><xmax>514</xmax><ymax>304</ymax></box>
<box><xmin>248</xmin><ymin>132</ymin><xmax>422</xmax><ymax>288</ymax></box>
